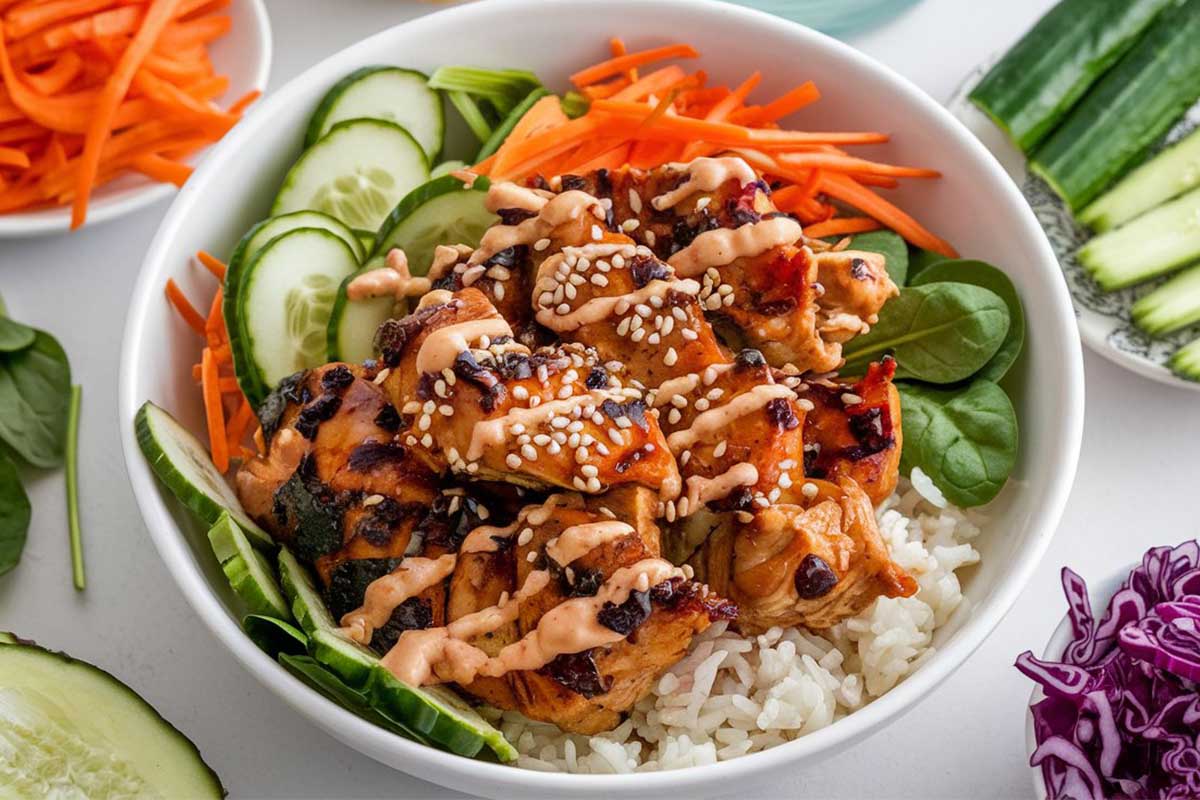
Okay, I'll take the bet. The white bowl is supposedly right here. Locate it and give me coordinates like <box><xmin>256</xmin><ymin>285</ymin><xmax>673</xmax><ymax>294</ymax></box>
<box><xmin>0</xmin><ymin>0</ymin><xmax>272</xmax><ymax>238</ymax></box>
<box><xmin>118</xmin><ymin>1</ymin><xmax>1085</xmax><ymax>797</ymax></box>
<box><xmin>1025</xmin><ymin>564</ymin><xmax>1133</xmax><ymax>800</ymax></box>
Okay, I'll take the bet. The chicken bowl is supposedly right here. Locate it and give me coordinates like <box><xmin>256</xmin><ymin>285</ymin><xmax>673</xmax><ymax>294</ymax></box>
<box><xmin>119</xmin><ymin>1</ymin><xmax>1084</xmax><ymax>797</ymax></box>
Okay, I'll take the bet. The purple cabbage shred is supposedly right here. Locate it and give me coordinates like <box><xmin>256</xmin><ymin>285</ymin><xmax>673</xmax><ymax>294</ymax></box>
<box><xmin>1016</xmin><ymin>541</ymin><xmax>1200</xmax><ymax>799</ymax></box>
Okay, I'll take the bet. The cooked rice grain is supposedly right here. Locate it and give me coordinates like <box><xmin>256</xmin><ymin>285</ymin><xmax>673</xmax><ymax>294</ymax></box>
<box><xmin>484</xmin><ymin>478</ymin><xmax>982</xmax><ymax>773</ymax></box>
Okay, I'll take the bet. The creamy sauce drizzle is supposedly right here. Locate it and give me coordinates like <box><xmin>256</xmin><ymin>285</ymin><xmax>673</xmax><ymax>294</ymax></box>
<box><xmin>471</xmin><ymin>190</ymin><xmax>603</xmax><ymax>265</ymax></box>
<box><xmin>427</xmin><ymin>244</ymin><xmax>475</xmax><ymax>282</ymax></box>
<box><xmin>485</xmin><ymin>182</ymin><xmax>553</xmax><ymax>213</ymax></box>
<box><xmin>681</xmin><ymin>462</ymin><xmax>759</xmax><ymax>516</ymax></box>
<box><xmin>417</xmin><ymin>289</ymin><xmax>455</xmax><ymax>310</ymax></box>
<box><xmin>667</xmin><ymin>383</ymin><xmax>795</xmax><ymax>453</ymax></box>
<box><xmin>668</xmin><ymin>217</ymin><xmax>803</xmax><ymax>277</ymax></box>
<box><xmin>459</xmin><ymin>496</ymin><xmax>577</xmax><ymax>554</ymax></box>
<box><xmin>346</xmin><ymin>248</ymin><xmax>431</xmax><ymax>302</ymax></box>
<box><xmin>339</xmin><ymin>554</ymin><xmax>457</xmax><ymax>644</ymax></box>
<box><xmin>465</xmin><ymin>389</ymin><xmax>623</xmax><ymax>461</ymax></box>
<box><xmin>536</xmin><ymin>278</ymin><xmax>700</xmax><ymax>332</ymax></box>
<box><xmin>415</xmin><ymin>314</ymin><xmax>516</xmax><ymax>375</ymax></box>
<box><xmin>545</xmin><ymin>521</ymin><xmax>634</xmax><ymax>566</ymax></box>
<box><xmin>652</xmin><ymin>156</ymin><xmax>758</xmax><ymax>210</ymax></box>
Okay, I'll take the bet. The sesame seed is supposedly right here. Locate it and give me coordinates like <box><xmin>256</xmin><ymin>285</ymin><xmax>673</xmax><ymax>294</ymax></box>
<box><xmin>683</xmin><ymin>564</ymin><xmax>695</xmax><ymax>579</ymax></box>
<box><xmin>802</xmin><ymin>482</ymin><xmax>819</xmax><ymax>499</ymax></box>
<box><xmin>568</xmin><ymin>273</ymin><xmax>585</xmax><ymax>286</ymax></box>
<box><xmin>648</xmin><ymin>332</ymin><xmax>661</xmax><ymax>345</ymax></box>
<box><xmin>573</xmin><ymin>476</ymin><xmax>587</xmax><ymax>490</ymax></box>
<box><xmin>736</xmin><ymin>510</ymin><xmax>754</xmax><ymax>523</ymax></box>
<box><xmin>564</xmin><ymin>284</ymin><xmax>577</xmax><ymax>299</ymax></box>
<box><xmin>695</xmin><ymin>196</ymin><xmax>712</xmax><ymax>211</ymax></box>
<box><xmin>694</xmin><ymin>397</ymin><xmax>710</xmax><ymax>412</ymax></box>
<box><xmin>608</xmin><ymin>428</ymin><xmax>624</xmax><ymax>445</ymax></box>
<box><xmin>713</xmin><ymin>440</ymin><xmax>727</xmax><ymax>458</ymax></box>
<box><xmin>418</xmin><ymin>414</ymin><xmax>432</xmax><ymax>431</ymax></box>
<box><xmin>631</xmin><ymin>328</ymin><xmax>646</xmax><ymax>342</ymax></box>
<box><xmin>754</xmin><ymin>496</ymin><xmax>770</xmax><ymax>508</ymax></box>
<box><xmin>645</xmin><ymin>230</ymin><xmax>657</xmax><ymax>247</ymax></box>
<box><xmin>591</xmin><ymin>273</ymin><xmax>609</xmax><ymax>287</ymax></box>
<box><xmin>629</xmin><ymin>188</ymin><xmax>643</xmax><ymax>213</ymax></box>
<box><xmin>704</xmin><ymin>294</ymin><xmax>723</xmax><ymax>310</ymax></box>
<box><xmin>556</xmin><ymin>302</ymin><xmax>571</xmax><ymax>315</ymax></box>
<box><xmin>586</xmin><ymin>476</ymin><xmax>602</xmax><ymax>492</ymax></box>
<box><xmin>439</xmin><ymin>404</ymin><xmax>454</xmax><ymax>416</ymax></box>
<box><xmin>779</xmin><ymin>472</ymin><xmax>793</xmax><ymax>488</ymax></box>
<box><xmin>680</xmin><ymin>450</ymin><xmax>691</xmax><ymax>466</ymax></box>
<box><xmin>552</xmin><ymin>431</ymin><xmax>567</xmax><ymax>444</ymax></box>
<box><xmin>373</xmin><ymin>368</ymin><xmax>391</xmax><ymax>385</ymax></box>
<box><xmin>681</xmin><ymin>328</ymin><xmax>698</xmax><ymax>341</ymax></box>
<box><xmin>665</xmin><ymin>500</ymin><xmax>677</xmax><ymax>522</ymax></box>
<box><xmin>722</xmin><ymin>293</ymin><xmax>735</xmax><ymax>307</ymax></box>
<box><xmin>517</xmin><ymin>527</ymin><xmax>533</xmax><ymax>546</ymax></box>
<box><xmin>421</xmin><ymin>433</ymin><xmax>433</xmax><ymax>448</ymax></box>
<box><xmin>595</xmin><ymin>442</ymin><xmax>610</xmax><ymax>456</ymax></box>
<box><xmin>621</xmin><ymin>219</ymin><xmax>640</xmax><ymax>232</ymax></box>
<box><xmin>615</xmin><ymin>415</ymin><xmax>632</xmax><ymax>429</ymax></box>
<box><xmin>529</xmin><ymin>396</ymin><xmax>541</xmax><ymax>407</ymax></box>
<box><xmin>599</xmin><ymin>506</ymin><xmax>616</xmax><ymax>519</ymax></box>
<box><xmin>664</xmin><ymin>347</ymin><xmax>678</xmax><ymax>366</ymax></box>
<box><xmin>547</xmin><ymin>441</ymin><xmax>562</xmax><ymax>455</ymax></box>
<box><xmin>612</xmin><ymin>254</ymin><xmax>625</xmax><ymax>269</ymax></box>
<box><xmin>506</xmin><ymin>453</ymin><xmax>522</xmax><ymax>469</ymax></box>
<box><xmin>512</xmin><ymin>386</ymin><xmax>529</xmax><ymax>401</ymax></box>
<box><xmin>526</xmin><ymin>551</ymin><xmax>538</xmax><ymax>563</ymax></box>
<box><xmin>565</xmin><ymin>567</ymin><xmax>576</xmax><ymax>583</ymax></box>
<box><xmin>591</xmin><ymin>224</ymin><xmax>603</xmax><ymax>240</ymax></box>
<box><xmin>534</xmin><ymin>238</ymin><xmax>551</xmax><ymax>251</ymax></box>
<box><xmin>677</xmin><ymin>497</ymin><xmax>690</xmax><ymax>517</ymax></box>
<box><xmin>363</xmin><ymin>494</ymin><xmax>384</xmax><ymax>507</ymax></box>
<box><xmin>521</xmin><ymin>444</ymin><xmax>538</xmax><ymax>461</ymax></box>
<box><xmin>617</xmin><ymin>317</ymin><xmax>631</xmax><ymax>336</ymax></box>
<box><xmin>403</xmin><ymin>401</ymin><xmax>421</xmax><ymax>414</ymax></box>
<box><xmin>557</xmin><ymin>385</ymin><xmax>573</xmax><ymax>399</ymax></box>
<box><xmin>615</xmin><ymin>299</ymin><xmax>631</xmax><ymax>315</ymax></box>
<box><xmin>649</xmin><ymin>295</ymin><xmax>663</xmax><ymax>309</ymax></box>
<box><xmin>661</xmin><ymin>317</ymin><xmax>675</xmax><ymax>336</ymax></box>
<box><xmin>406</xmin><ymin>435</ymin><xmax>418</xmax><ymax>446</ymax></box>
<box><xmin>768</xmin><ymin>487</ymin><xmax>781</xmax><ymax>503</ymax></box>
<box><xmin>423</xmin><ymin>400</ymin><xmax>436</xmax><ymax>414</ymax></box>
<box><xmin>842</xmin><ymin>393</ymin><xmax>863</xmax><ymax>405</ymax></box>
<box><xmin>551</xmin><ymin>416</ymin><xmax>570</xmax><ymax>429</ymax></box>
<box><xmin>798</xmin><ymin>398</ymin><xmax>815</xmax><ymax>412</ymax></box>
<box><xmin>668</xmin><ymin>408</ymin><xmax>682</xmax><ymax>425</ymax></box>
<box><xmin>718</xmin><ymin>283</ymin><xmax>734</xmax><ymax>296</ymax></box>
<box><xmin>477</xmin><ymin>504</ymin><xmax>490</xmax><ymax>520</ymax></box>
<box><xmin>581</xmin><ymin>464</ymin><xmax>599</xmax><ymax>478</ymax></box>
<box><xmin>635</xmin><ymin>303</ymin><xmax>651</xmax><ymax>318</ymax></box>
<box><xmin>538</xmin><ymin>291</ymin><xmax>553</xmax><ymax>307</ymax></box>
<box><xmin>494</xmin><ymin>283</ymin><xmax>506</xmax><ymax>301</ymax></box>
<box><xmin>670</xmin><ymin>394</ymin><xmax>688</xmax><ymax>408</ymax></box>
<box><xmin>467</xmin><ymin>461</ymin><xmax>480</xmax><ymax>473</ymax></box>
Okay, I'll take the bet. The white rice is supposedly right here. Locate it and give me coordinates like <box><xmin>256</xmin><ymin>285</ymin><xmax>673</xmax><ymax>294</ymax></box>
<box><xmin>481</xmin><ymin>477</ymin><xmax>983</xmax><ymax>773</ymax></box>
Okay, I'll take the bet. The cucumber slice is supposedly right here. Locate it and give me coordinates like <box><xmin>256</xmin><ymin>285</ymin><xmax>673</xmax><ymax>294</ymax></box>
<box><xmin>135</xmin><ymin>401</ymin><xmax>272</xmax><ymax>548</ymax></box>
<box><xmin>476</xmin><ymin>87</ymin><xmax>550</xmax><ymax>162</ymax></box>
<box><xmin>1170</xmin><ymin>336</ymin><xmax>1200</xmax><ymax>381</ymax></box>
<box><xmin>237</xmin><ymin>228</ymin><xmax>360</xmax><ymax>397</ymax></box>
<box><xmin>0</xmin><ymin>641</ymin><xmax>223</xmax><ymax>797</ymax></box>
<box><xmin>273</xmin><ymin>118</ymin><xmax>430</xmax><ymax>232</ymax></box>
<box><xmin>1078</xmin><ymin>186</ymin><xmax>1200</xmax><ymax>290</ymax></box>
<box><xmin>278</xmin><ymin>548</ymin><xmax>515</xmax><ymax>761</ymax></box>
<box><xmin>244</xmin><ymin>615</ymin><xmax>308</xmax><ymax>658</ymax></box>
<box><xmin>352</xmin><ymin>228</ymin><xmax>376</xmax><ymax>253</ymax></box>
<box><xmin>1080</xmin><ymin>128</ymin><xmax>1200</xmax><ymax>232</ymax></box>
<box><xmin>430</xmin><ymin>160</ymin><xmax>466</xmax><ymax>179</ymax></box>
<box><xmin>327</xmin><ymin>259</ymin><xmax>396</xmax><ymax>364</ymax></box>
<box><xmin>306</xmin><ymin>67</ymin><xmax>443</xmax><ymax>161</ymax></box>
<box><xmin>968</xmin><ymin>0</ymin><xmax>1173</xmax><ymax>153</ymax></box>
<box><xmin>208</xmin><ymin>511</ymin><xmax>289</xmax><ymax>618</ymax></box>
<box><xmin>245</xmin><ymin>212</ymin><xmax>366</xmax><ymax>265</ymax></box>
<box><xmin>1132</xmin><ymin>264</ymin><xmax>1200</xmax><ymax>336</ymax></box>
<box><xmin>1029</xmin><ymin>1</ymin><xmax>1200</xmax><ymax>211</ymax></box>
<box><xmin>369</xmin><ymin>174</ymin><xmax>497</xmax><ymax>274</ymax></box>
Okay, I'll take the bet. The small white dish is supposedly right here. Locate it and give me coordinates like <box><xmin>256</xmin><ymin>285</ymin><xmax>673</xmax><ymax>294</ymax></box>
<box><xmin>0</xmin><ymin>0</ymin><xmax>272</xmax><ymax>238</ymax></box>
<box><xmin>948</xmin><ymin>63</ymin><xmax>1200</xmax><ymax>393</ymax></box>
<box><xmin>119</xmin><ymin>1</ymin><xmax>1085</xmax><ymax>796</ymax></box>
<box><xmin>1024</xmin><ymin>564</ymin><xmax>1133</xmax><ymax>800</ymax></box>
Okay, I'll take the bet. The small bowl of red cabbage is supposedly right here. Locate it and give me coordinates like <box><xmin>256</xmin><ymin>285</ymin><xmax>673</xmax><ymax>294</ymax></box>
<box><xmin>1018</xmin><ymin>541</ymin><xmax>1200</xmax><ymax>800</ymax></box>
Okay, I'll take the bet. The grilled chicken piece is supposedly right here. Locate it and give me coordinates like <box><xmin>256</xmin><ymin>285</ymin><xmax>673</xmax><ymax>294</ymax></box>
<box><xmin>374</xmin><ymin>286</ymin><xmax>681</xmax><ymax>499</ymax></box>
<box><xmin>544</xmin><ymin>158</ymin><xmax>898</xmax><ymax>371</ymax></box>
<box><xmin>799</xmin><ymin>358</ymin><xmax>902</xmax><ymax>506</ymax></box>
<box><xmin>449</xmin><ymin>488</ymin><xmax>733</xmax><ymax>733</ymax></box>
<box><xmin>695</xmin><ymin>476</ymin><xmax>916</xmax><ymax>632</ymax></box>
<box><xmin>234</xmin><ymin>364</ymin><xmax>439</xmax><ymax>588</ymax></box>
<box><xmin>425</xmin><ymin>242</ymin><xmax>543</xmax><ymax>348</ymax></box>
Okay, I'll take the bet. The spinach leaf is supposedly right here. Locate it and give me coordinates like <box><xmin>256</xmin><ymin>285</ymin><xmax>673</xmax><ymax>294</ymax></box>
<box><xmin>0</xmin><ymin>330</ymin><xmax>72</xmax><ymax>468</ymax></box>
<box><xmin>840</xmin><ymin>282</ymin><xmax>1010</xmax><ymax>384</ymax></box>
<box><xmin>243</xmin><ymin>615</ymin><xmax>308</xmax><ymax>658</ymax></box>
<box><xmin>0</xmin><ymin>453</ymin><xmax>31</xmax><ymax>576</ymax></box>
<box><xmin>911</xmin><ymin>259</ymin><xmax>1025</xmax><ymax>382</ymax></box>
<box><xmin>0</xmin><ymin>318</ymin><xmax>34</xmax><ymax>353</ymax></box>
<box><xmin>907</xmin><ymin>247</ymin><xmax>950</xmax><ymax>283</ymax></box>
<box><xmin>898</xmin><ymin>379</ymin><xmax>1018</xmax><ymax>507</ymax></box>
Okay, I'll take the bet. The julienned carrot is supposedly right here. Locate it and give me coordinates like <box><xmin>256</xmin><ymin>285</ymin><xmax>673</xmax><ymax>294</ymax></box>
<box><xmin>131</xmin><ymin>152</ymin><xmax>191</xmax><ymax>185</ymax></box>
<box><xmin>491</xmin><ymin>114</ymin><xmax>615</xmax><ymax>179</ymax></box>
<box><xmin>610</xmin><ymin>65</ymin><xmax>687</xmax><ymax>102</ymax></box>
<box><xmin>679</xmin><ymin>71</ymin><xmax>760</xmax><ymax>160</ymax></box>
<box><xmin>0</xmin><ymin>145</ymin><xmax>30</xmax><ymax>167</ymax></box>
<box><xmin>196</xmin><ymin>250</ymin><xmax>226</xmax><ymax>279</ymax></box>
<box><xmin>200</xmin><ymin>346</ymin><xmax>228</xmax><ymax>472</ymax></box>
<box><xmin>778</xmin><ymin>151</ymin><xmax>940</xmax><ymax>179</ymax></box>
<box><xmin>609</xmin><ymin>37</ymin><xmax>637</xmax><ymax>82</ymax></box>
<box><xmin>72</xmin><ymin>0</ymin><xmax>181</xmax><ymax>228</ymax></box>
<box><xmin>730</xmin><ymin>81</ymin><xmax>820</xmax><ymax>126</ymax></box>
<box><xmin>570</xmin><ymin>43</ymin><xmax>699</xmax><ymax>87</ymax></box>
<box><xmin>21</xmin><ymin>51</ymin><xmax>83</xmax><ymax>95</ymax></box>
<box><xmin>3</xmin><ymin>0</ymin><xmax>128</xmax><ymax>40</ymax></box>
<box><xmin>165</xmin><ymin>278</ymin><xmax>205</xmax><ymax>334</ymax></box>
<box><xmin>225</xmin><ymin>397</ymin><xmax>254</xmax><ymax>449</ymax></box>
<box><xmin>490</xmin><ymin>94</ymin><xmax>568</xmax><ymax>176</ymax></box>
<box><xmin>801</xmin><ymin>217</ymin><xmax>881</xmax><ymax>238</ymax></box>
<box><xmin>820</xmin><ymin>172</ymin><xmax>957</xmax><ymax>257</ymax></box>
<box><xmin>226</xmin><ymin>88</ymin><xmax>259</xmax><ymax>115</ymax></box>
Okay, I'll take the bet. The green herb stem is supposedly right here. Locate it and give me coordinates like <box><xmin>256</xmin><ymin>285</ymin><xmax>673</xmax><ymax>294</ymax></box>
<box><xmin>66</xmin><ymin>384</ymin><xmax>84</xmax><ymax>591</ymax></box>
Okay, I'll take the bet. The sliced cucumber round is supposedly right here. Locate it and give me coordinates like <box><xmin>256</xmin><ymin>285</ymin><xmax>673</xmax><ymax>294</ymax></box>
<box><xmin>244</xmin><ymin>615</ymin><xmax>308</xmax><ymax>658</ymax></box>
<box><xmin>306</xmin><ymin>67</ymin><xmax>443</xmax><ymax>162</ymax></box>
<box><xmin>0</xmin><ymin>640</ymin><xmax>224</xmax><ymax>797</ymax></box>
<box><xmin>135</xmin><ymin>401</ymin><xmax>272</xmax><ymax>548</ymax></box>
<box><xmin>430</xmin><ymin>160</ymin><xmax>467</xmax><ymax>179</ymax></box>
<box><xmin>369</xmin><ymin>174</ymin><xmax>497</xmax><ymax>275</ymax></box>
<box><xmin>278</xmin><ymin>548</ymin><xmax>515</xmax><ymax>761</ymax></box>
<box><xmin>326</xmin><ymin>257</ymin><xmax>396</xmax><ymax>364</ymax></box>
<box><xmin>351</xmin><ymin>228</ymin><xmax>376</xmax><ymax>254</ymax></box>
<box><xmin>237</xmin><ymin>228</ymin><xmax>360</xmax><ymax>395</ymax></box>
<box><xmin>273</xmin><ymin>118</ymin><xmax>430</xmax><ymax>232</ymax></box>
<box><xmin>248</xmin><ymin>211</ymin><xmax>366</xmax><ymax>264</ymax></box>
<box><xmin>208</xmin><ymin>511</ymin><xmax>289</xmax><ymax>618</ymax></box>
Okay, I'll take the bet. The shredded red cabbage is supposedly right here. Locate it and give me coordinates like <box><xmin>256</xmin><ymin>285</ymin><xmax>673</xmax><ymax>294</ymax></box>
<box><xmin>1016</xmin><ymin>542</ymin><xmax>1200</xmax><ymax>799</ymax></box>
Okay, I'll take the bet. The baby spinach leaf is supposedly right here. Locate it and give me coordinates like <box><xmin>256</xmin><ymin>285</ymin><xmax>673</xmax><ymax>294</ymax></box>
<box><xmin>0</xmin><ymin>330</ymin><xmax>72</xmax><ymax>468</ymax></box>
<box><xmin>898</xmin><ymin>379</ymin><xmax>1018</xmax><ymax>507</ymax></box>
<box><xmin>911</xmin><ymin>259</ymin><xmax>1026</xmax><ymax>382</ymax></box>
<box><xmin>840</xmin><ymin>282</ymin><xmax>1010</xmax><ymax>384</ymax></box>
<box><xmin>907</xmin><ymin>247</ymin><xmax>951</xmax><ymax>283</ymax></box>
<box><xmin>0</xmin><ymin>318</ymin><xmax>34</xmax><ymax>353</ymax></box>
<box><xmin>0</xmin><ymin>453</ymin><xmax>31</xmax><ymax>576</ymax></box>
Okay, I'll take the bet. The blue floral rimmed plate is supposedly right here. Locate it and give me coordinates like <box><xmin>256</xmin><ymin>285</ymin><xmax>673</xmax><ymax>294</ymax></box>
<box><xmin>948</xmin><ymin>62</ymin><xmax>1200</xmax><ymax>392</ymax></box>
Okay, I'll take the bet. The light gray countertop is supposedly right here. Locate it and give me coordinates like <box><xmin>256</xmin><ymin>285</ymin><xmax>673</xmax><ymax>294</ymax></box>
<box><xmin>2</xmin><ymin>0</ymin><xmax>1197</xmax><ymax>797</ymax></box>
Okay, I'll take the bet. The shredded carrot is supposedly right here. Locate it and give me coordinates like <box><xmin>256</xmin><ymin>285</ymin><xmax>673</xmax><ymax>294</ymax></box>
<box><xmin>571</xmin><ymin>43</ymin><xmax>698</xmax><ymax>87</ymax></box>
<box><xmin>131</xmin><ymin>152</ymin><xmax>191</xmax><ymax>185</ymax></box>
<box><xmin>609</xmin><ymin>37</ymin><xmax>637</xmax><ymax>82</ymax></box>
<box><xmin>0</xmin><ymin>144</ymin><xmax>30</xmax><ymax>167</ymax></box>
<box><xmin>164</xmin><ymin>278</ymin><xmax>205</xmax><ymax>334</ymax></box>
<box><xmin>802</xmin><ymin>217</ymin><xmax>881</xmax><ymax>238</ymax></box>
<box><xmin>225</xmin><ymin>396</ymin><xmax>254</xmax><ymax>449</ymax></box>
<box><xmin>195</xmin><ymin>249</ymin><xmax>226</xmax><ymax>279</ymax></box>
<box><xmin>610</xmin><ymin>65</ymin><xmax>687</xmax><ymax>102</ymax></box>
<box><xmin>226</xmin><ymin>88</ymin><xmax>259</xmax><ymax>115</ymax></box>
<box><xmin>820</xmin><ymin>172</ymin><xmax>957</xmax><ymax>256</ymax></box>
<box><xmin>730</xmin><ymin>81</ymin><xmax>820</xmax><ymax>126</ymax></box>
<box><xmin>200</xmin><ymin>346</ymin><xmax>227</xmax><ymax>472</ymax></box>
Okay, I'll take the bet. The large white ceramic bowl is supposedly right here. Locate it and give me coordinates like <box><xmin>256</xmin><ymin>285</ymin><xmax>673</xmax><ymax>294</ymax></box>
<box><xmin>0</xmin><ymin>0</ymin><xmax>272</xmax><ymax>238</ymax></box>
<box><xmin>118</xmin><ymin>1</ymin><xmax>1085</xmax><ymax>797</ymax></box>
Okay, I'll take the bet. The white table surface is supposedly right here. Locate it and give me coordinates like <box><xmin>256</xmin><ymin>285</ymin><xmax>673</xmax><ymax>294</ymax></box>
<box><xmin>3</xmin><ymin>0</ymin><xmax>1198</xmax><ymax>797</ymax></box>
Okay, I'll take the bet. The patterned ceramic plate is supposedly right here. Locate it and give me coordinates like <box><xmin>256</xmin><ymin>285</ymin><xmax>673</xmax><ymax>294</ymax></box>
<box><xmin>947</xmin><ymin>63</ymin><xmax>1200</xmax><ymax>392</ymax></box>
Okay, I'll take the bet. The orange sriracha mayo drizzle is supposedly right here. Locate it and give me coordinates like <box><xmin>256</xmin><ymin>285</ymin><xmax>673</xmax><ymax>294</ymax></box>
<box><xmin>339</xmin><ymin>554</ymin><xmax>458</xmax><ymax>645</ymax></box>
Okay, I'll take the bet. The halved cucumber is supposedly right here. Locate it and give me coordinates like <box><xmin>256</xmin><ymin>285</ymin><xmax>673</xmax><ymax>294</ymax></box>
<box><xmin>1132</xmin><ymin>264</ymin><xmax>1200</xmax><ymax>336</ymax></box>
<box><xmin>135</xmin><ymin>401</ymin><xmax>272</xmax><ymax>548</ymax></box>
<box><xmin>1170</xmin><ymin>336</ymin><xmax>1200</xmax><ymax>381</ymax></box>
<box><xmin>1080</xmin><ymin>128</ymin><xmax>1200</xmax><ymax>232</ymax></box>
<box><xmin>1078</xmin><ymin>186</ymin><xmax>1200</xmax><ymax>290</ymax></box>
<box><xmin>273</xmin><ymin>118</ymin><xmax>430</xmax><ymax>232</ymax></box>
<box><xmin>243</xmin><ymin>615</ymin><xmax>308</xmax><ymax>658</ymax></box>
<box><xmin>327</xmin><ymin>259</ymin><xmax>396</xmax><ymax>364</ymax></box>
<box><xmin>278</xmin><ymin>548</ymin><xmax>515</xmax><ymax>761</ymax></box>
<box><xmin>208</xmin><ymin>511</ymin><xmax>289</xmax><ymax>618</ymax></box>
<box><xmin>0</xmin><ymin>640</ymin><xmax>224</xmax><ymax>797</ymax></box>
<box><xmin>369</xmin><ymin>174</ymin><xmax>497</xmax><ymax>274</ymax></box>
<box><xmin>306</xmin><ymin>67</ymin><xmax>443</xmax><ymax>162</ymax></box>
<box><xmin>236</xmin><ymin>228</ymin><xmax>360</xmax><ymax>396</ymax></box>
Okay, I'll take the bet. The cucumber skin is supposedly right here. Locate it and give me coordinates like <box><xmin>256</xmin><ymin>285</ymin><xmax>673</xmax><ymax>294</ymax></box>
<box><xmin>223</xmin><ymin>220</ymin><xmax>271</xmax><ymax>406</ymax></box>
<box><xmin>368</xmin><ymin>174</ymin><xmax>495</xmax><ymax>265</ymax></box>
<box><xmin>0</xmin><ymin>640</ymin><xmax>226</xmax><ymax>798</ymax></box>
<box><xmin>135</xmin><ymin>402</ymin><xmax>273</xmax><ymax>549</ymax></box>
<box><xmin>969</xmin><ymin>0</ymin><xmax>1172</xmax><ymax>153</ymax></box>
<box><xmin>476</xmin><ymin>87</ymin><xmax>551</xmax><ymax>162</ymax></box>
<box><xmin>305</xmin><ymin>66</ymin><xmax>443</xmax><ymax>161</ymax></box>
<box><xmin>243</xmin><ymin>615</ymin><xmax>308</xmax><ymax>658</ymax></box>
<box><xmin>326</xmin><ymin>263</ymin><xmax>395</xmax><ymax>363</ymax></box>
<box><xmin>1030</xmin><ymin>0</ymin><xmax>1200</xmax><ymax>212</ymax></box>
<box><xmin>1132</xmin><ymin>264</ymin><xmax>1200</xmax><ymax>336</ymax></box>
<box><xmin>1080</xmin><ymin>127</ymin><xmax>1200</xmax><ymax>232</ymax></box>
<box><xmin>1170</xmin><ymin>337</ymin><xmax>1200</xmax><ymax>381</ymax></box>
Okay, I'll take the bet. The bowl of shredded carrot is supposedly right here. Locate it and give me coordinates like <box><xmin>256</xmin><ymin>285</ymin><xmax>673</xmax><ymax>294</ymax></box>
<box><xmin>0</xmin><ymin>0</ymin><xmax>270</xmax><ymax>236</ymax></box>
